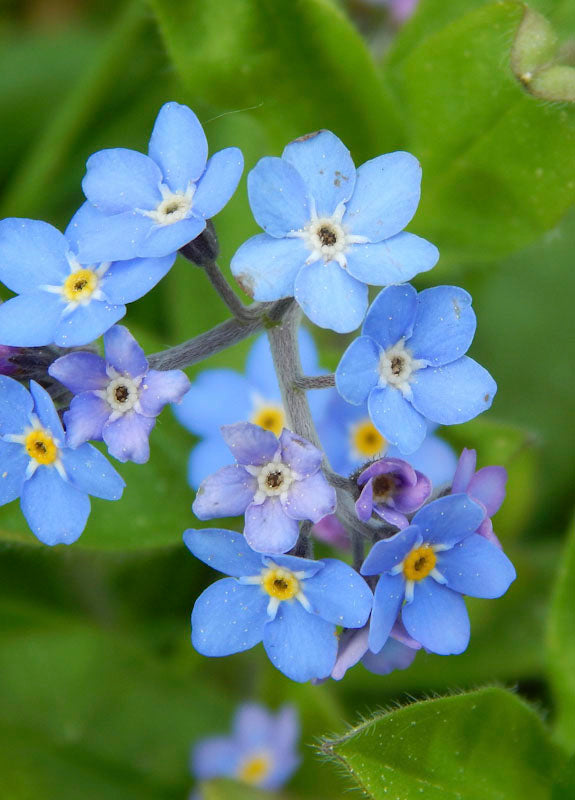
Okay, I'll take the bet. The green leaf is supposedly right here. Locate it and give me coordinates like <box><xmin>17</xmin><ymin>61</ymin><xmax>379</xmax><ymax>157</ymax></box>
<box><xmin>547</xmin><ymin>512</ymin><xmax>575</xmax><ymax>752</ymax></box>
<box><xmin>320</xmin><ymin>688</ymin><xmax>566</xmax><ymax>799</ymax></box>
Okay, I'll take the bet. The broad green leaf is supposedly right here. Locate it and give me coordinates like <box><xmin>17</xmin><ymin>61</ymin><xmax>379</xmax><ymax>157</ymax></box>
<box><xmin>547</xmin><ymin>513</ymin><xmax>575</xmax><ymax>752</ymax></box>
<box><xmin>320</xmin><ymin>688</ymin><xmax>566</xmax><ymax>799</ymax></box>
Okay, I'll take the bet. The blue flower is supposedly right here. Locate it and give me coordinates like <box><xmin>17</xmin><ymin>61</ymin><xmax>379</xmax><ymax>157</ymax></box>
<box><xmin>184</xmin><ymin>528</ymin><xmax>373</xmax><ymax>682</ymax></box>
<box><xmin>48</xmin><ymin>325</ymin><xmax>190</xmax><ymax>464</ymax></box>
<box><xmin>191</xmin><ymin>703</ymin><xmax>300</xmax><ymax>790</ymax></box>
<box><xmin>230</xmin><ymin>130</ymin><xmax>438</xmax><ymax>332</ymax></box>
<box><xmin>317</xmin><ymin>392</ymin><xmax>457</xmax><ymax>486</ymax></box>
<box><xmin>192</xmin><ymin>422</ymin><xmax>336</xmax><ymax>554</ymax></box>
<box><xmin>74</xmin><ymin>102</ymin><xmax>244</xmax><ymax>262</ymax></box>
<box><xmin>0</xmin><ymin>217</ymin><xmax>175</xmax><ymax>347</ymax></box>
<box><xmin>332</xmin><ymin>618</ymin><xmax>421</xmax><ymax>680</ymax></box>
<box><xmin>335</xmin><ymin>284</ymin><xmax>497</xmax><ymax>454</ymax></box>
<box><xmin>0</xmin><ymin>376</ymin><xmax>124</xmax><ymax>545</ymax></box>
<box><xmin>360</xmin><ymin>494</ymin><xmax>516</xmax><ymax>655</ymax></box>
<box><xmin>173</xmin><ymin>330</ymin><xmax>331</xmax><ymax>488</ymax></box>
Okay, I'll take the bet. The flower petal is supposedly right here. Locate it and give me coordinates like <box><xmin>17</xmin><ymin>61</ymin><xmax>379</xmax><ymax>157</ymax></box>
<box><xmin>69</xmin><ymin>203</ymin><xmax>150</xmax><ymax>264</ymax></box>
<box><xmin>191</xmin><ymin>578</ymin><xmax>268</xmax><ymax>656</ymax></box>
<box><xmin>411</xmin><ymin>493</ymin><xmax>485</xmax><ymax>547</ymax></box>
<box><xmin>281</xmin><ymin>472</ymin><xmax>336</xmax><ymax>523</ymax></box>
<box><xmin>335</xmin><ymin>336</ymin><xmax>380</xmax><ymax>405</ymax></box>
<box><xmin>54</xmin><ymin>300</ymin><xmax>126</xmax><ymax>348</ymax></box>
<box><xmin>30</xmin><ymin>381</ymin><xmax>64</xmax><ymax>439</ymax></box>
<box><xmin>303</xmin><ymin>558</ymin><xmax>372</xmax><ymax>628</ymax></box>
<box><xmin>468</xmin><ymin>466</ymin><xmax>507</xmax><ymax>516</ymax></box>
<box><xmin>403</xmin><ymin>580</ymin><xmax>470</xmax><ymax>655</ymax></box>
<box><xmin>192</xmin><ymin>465</ymin><xmax>256</xmax><ymax>520</ymax></box>
<box><xmin>221</xmin><ymin>422</ymin><xmax>279</xmax><ymax>466</ymax></box>
<box><xmin>410</xmin><ymin>357</ymin><xmax>497</xmax><ymax>425</ymax></box>
<box><xmin>102</xmin><ymin>413</ymin><xmax>156</xmax><ymax>464</ymax></box>
<box><xmin>148</xmin><ymin>102</ymin><xmax>208</xmax><ymax>189</ymax></box>
<box><xmin>138</xmin><ymin>369</ymin><xmax>190</xmax><ymax>417</ymax></box>
<box><xmin>362</xmin><ymin>636</ymin><xmax>418</xmax><ymax>675</ymax></box>
<box><xmin>248</xmin><ymin>157</ymin><xmax>311</xmax><ymax>237</ymax></box>
<box><xmin>279</xmin><ymin>429</ymin><xmax>322</xmax><ymax>477</ymax></box>
<box><xmin>368</xmin><ymin>385</ymin><xmax>427</xmax><ymax>454</ymax></box>
<box><xmin>362</xmin><ymin>283</ymin><xmax>418</xmax><ymax>349</ymax></box>
<box><xmin>103</xmin><ymin>325</ymin><xmax>147</xmax><ymax>377</ymax></box>
<box><xmin>231</xmin><ymin>234</ymin><xmax>308</xmax><ymax>301</ymax></box>
<box><xmin>451</xmin><ymin>447</ymin><xmax>477</xmax><ymax>494</ymax></box>
<box><xmin>82</xmin><ymin>148</ymin><xmax>162</xmax><ymax>213</ymax></box>
<box><xmin>295</xmin><ymin>261</ymin><xmax>368</xmax><ymax>333</ymax></box>
<box><xmin>263</xmin><ymin>600</ymin><xmax>337</xmax><ymax>682</ymax></box>
<box><xmin>49</xmin><ymin>352</ymin><xmax>108</xmax><ymax>393</ymax></box>
<box><xmin>355</xmin><ymin>480</ymin><xmax>374</xmax><ymax>523</ymax></box>
<box><xmin>400</xmin><ymin>434</ymin><xmax>457</xmax><ymax>488</ymax></box>
<box><xmin>63</xmin><ymin>393</ymin><xmax>110</xmax><ymax>448</ymax></box>
<box><xmin>408</xmin><ymin>286</ymin><xmax>476</xmax><ymax>366</ymax></box>
<box><xmin>437</xmin><ymin>533</ymin><xmax>516</xmax><ymax>598</ymax></box>
<box><xmin>0</xmin><ymin>375</ymin><xmax>34</xmax><ymax>433</ymax></box>
<box><xmin>0</xmin><ymin>218</ymin><xmax>68</xmax><ymax>292</ymax></box>
<box><xmin>346</xmin><ymin>233</ymin><xmax>438</xmax><ymax>286</ymax></box>
<box><xmin>244</xmin><ymin>498</ymin><xmax>299</xmax><ymax>554</ymax></box>
<box><xmin>361</xmin><ymin>526</ymin><xmax>421</xmax><ymax>576</ymax></box>
<box><xmin>0</xmin><ymin>292</ymin><xmax>63</xmax><ymax>347</ymax></box>
<box><xmin>332</xmin><ymin>625</ymin><xmax>370</xmax><ymax>680</ymax></box>
<box><xmin>173</xmin><ymin>370</ymin><xmax>252</xmax><ymax>436</ymax></box>
<box><xmin>0</xmin><ymin>441</ymin><xmax>28</xmax><ymax>506</ymax></box>
<box><xmin>183</xmin><ymin>528</ymin><xmax>264</xmax><ymax>577</ymax></box>
<box><xmin>101</xmin><ymin>254</ymin><xmax>176</xmax><ymax>305</ymax></box>
<box><xmin>187</xmin><ymin>437</ymin><xmax>231</xmax><ymax>489</ymax></box>
<box><xmin>193</xmin><ymin>147</ymin><xmax>244</xmax><ymax>218</ymax></box>
<box><xmin>368</xmin><ymin>573</ymin><xmax>405</xmax><ymax>653</ymax></box>
<box><xmin>21</xmin><ymin>466</ymin><xmax>90</xmax><ymax>545</ymax></box>
<box><xmin>282</xmin><ymin>130</ymin><xmax>356</xmax><ymax>216</ymax></box>
<box><xmin>61</xmin><ymin>442</ymin><xmax>125</xmax><ymax>500</ymax></box>
<box><xmin>192</xmin><ymin>737</ymin><xmax>238</xmax><ymax>781</ymax></box>
<box><xmin>140</xmin><ymin>214</ymin><xmax>206</xmax><ymax>258</ymax></box>
<box><xmin>343</xmin><ymin>151</ymin><xmax>422</xmax><ymax>241</ymax></box>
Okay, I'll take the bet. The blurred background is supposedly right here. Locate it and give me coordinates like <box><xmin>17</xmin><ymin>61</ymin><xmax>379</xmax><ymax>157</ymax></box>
<box><xmin>0</xmin><ymin>0</ymin><xmax>573</xmax><ymax>798</ymax></box>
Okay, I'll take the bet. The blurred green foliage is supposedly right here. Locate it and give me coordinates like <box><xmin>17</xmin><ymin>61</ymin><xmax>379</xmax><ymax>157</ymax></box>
<box><xmin>0</xmin><ymin>0</ymin><xmax>574</xmax><ymax>797</ymax></box>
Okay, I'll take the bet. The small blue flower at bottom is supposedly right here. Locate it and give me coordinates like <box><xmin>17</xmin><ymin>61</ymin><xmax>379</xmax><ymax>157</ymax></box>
<box><xmin>191</xmin><ymin>703</ymin><xmax>300</xmax><ymax>791</ymax></box>
<box><xmin>185</xmin><ymin>528</ymin><xmax>373</xmax><ymax>682</ymax></box>
<box><xmin>360</xmin><ymin>494</ymin><xmax>516</xmax><ymax>655</ymax></box>
<box><xmin>0</xmin><ymin>376</ymin><xmax>124</xmax><ymax>544</ymax></box>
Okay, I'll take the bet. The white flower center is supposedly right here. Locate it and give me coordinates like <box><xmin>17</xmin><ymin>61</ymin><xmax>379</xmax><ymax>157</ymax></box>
<box><xmin>289</xmin><ymin>200</ymin><xmax>367</xmax><ymax>269</ymax></box>
<box><xmin>139</xmin><ymin>183</ymin><xmax>195</xmax><ymax>226</ymax></box>
<box><xmin>256</xmin><ymin>461</ymin><xmax>295</xmax><ymax>498</ymax></box>
<box><xmin>105</xmin><ymin>375</ymin><xmax>141</xmax><ymax>414</ymax></box>
<box><xmin>378</xmin><ymin>340</ymin><xmax>424</xmax><ymax>397</ymax></box>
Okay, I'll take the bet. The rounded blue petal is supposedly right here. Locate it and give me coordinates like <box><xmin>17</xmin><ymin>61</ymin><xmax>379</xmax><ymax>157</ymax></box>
<box><xmin>231</xmin><ymin>234</ymin><xmax>308</xmax><ymax>301</ymax></box>
<box><xmin>362</xmin><ymin>283</ymin><xmax>418</xmax><ymax>349</ymax></box>
<box><xmin>295</xmin><ymin>261</ymin><xmax>368</xmax><ymax>332</ymax></box>
<box><xmin>49</xmin><ymin>352</ymin><xmax>108</xmax><ymax>394</ymax></box>
<box><xmin>408</xmin><ymin>286</ymin><xmax>476</xmax><ymax>366</ymax></box>
<box><xmin>411</xmin><ymin>494</ymin><xmax>486</xmax><ymax>547</ymax></box>
<box><xmin>244</xmin><ymin>497</ymin><xmax>299</xmax><ymax>554</ymax></box>
<box><xmin>221</xmin><ymin>422</ymin><xmax>279</xmax><ymax>466</ymax></box>
<box><xmin>398</xmin><ymin>434</ymin><xmax>457</xmax><ymax>488</ymax></box>
<box><xmin>368</xmin><ymin>573</ymin><xmax>405</xmax><ymax>654</ymax></box>
<box><xmin>282</xmin><ymin>130</ymin><xmax>356</xmax><ymax>217</ymax></box>
<box><xmin>61</xmin><ymin>442</ymin><xmax>125</xmax><ymax>500</ymax></box>
<box><xmin>30</xmin><ymin>381</ymin><xmax>65</xmax><ymax>440</ymax></box>
<box><xmin>192</xmin><ymin>578</ymin><xmax>268</xmax><ymax>656</ymax></box>
<box><xmin>438</xmin><ymin>534</ymin><xmax>516</xmax><ymax>598</ymax></box>
<box><xmin>0</xmin><ymin>441</ymin><xmax>28</xmax><ymax>506</ymax></box>
<box><xmin>303</xmin><ymin>558</ymin><xmax>373</xmax><ymax>628</ymax></box>
<box><xmin>103</xmin><ymin>325</ymin><xmax>147</xmax><ymax>377</ymax></box>
<box><xmin>335</xmin><ymin>336</ymin><xmax>380</xmax><ymax>405</ymax></box>
<box><xmin>263</xmin><ymin>600</ymin><xmax>337</xmax><ymax>682</ymax></box>
<box><xmin>138</xmin><ymin>369</ymin><xmax>189</xmax><ymax>417</ymax></box>
<box><xmin>148</xmin><ymin>101</ymin><xmax>208</xmax><ymax>190</ymax></box>
<box><xmin>343</xmin><ymin>151</ymin><xmax>422</xmax><ymax>242</ymax></box>
<box><xmin>101</xmin><ymin>254</ymin><xmax>176</xmax><ymax>305</ymax></box>
<box><xmin>193</xmin><ymin>147</ymin><xmax>244</xmax><ymax>218</ymax></box>
<box><xmin>63</xmin><ymin>393</ymin><xmax>109</xmax><ymax>448</ymax></box>
<box><xmin>184</xmin><ymin>528</ymin><xmax>264</xmax><ymax>577</ymax></box>
<box><xmin>192</xmin><ymin>465</ymin><xmax>256</xmax><ymax>520</ymax></box>
<box><xmin>0</xmin><ymin>291</ymin><xmax>63</xmax><ymax>347</ymax></box>
<box><xmin>82</xmin><ymin>148</ymin><xmax>162</xmax><ymax>214</ymax></box>
<box><xmin>362</xmin><ymin>636</ymin><xmax>418</xmax><ymax>676</ymax></box>
<box><xmin>173</xmin><ymin>370</ymin><xmax>252</xmax><ymax>436</ymax></box>
<box><xmin>68</xmin><ymin>203</ymin><xmax>149</xmax><ymax>264</ymax></box>
<box><xmin>0</xmin><ymin>375</ymin><xmax>34</xmax><ymax>433</ymax></box>
<box><xmin>402</xmin><ymin>580</ymin><xmax>470</xmax><ymax>655</ymax></box>
<box><xmin>21</xmin><ymin>467</ymin><xmax>90</xmax><ymax>545</ymax></box>
<box><xmin>410</xmin><ymin>357</ymin><xmax>497</xmax><ymax>425</ymax></box>
<box><xmin>140</xmin><ymin>214</ymin><xmax>206</xmax><ymax>258</ymax></box>
<box><xmin>281</xmin><ymin>472</ymin><xmax>336</xmax><ymax>523</ymax></box>
<box><xmin>368</xmin><ymin>385</ymin><xmax>427</xmax><ymax>454</ymax></box>
<box><xmin>0</xmin><ymin>218</ymin><xmax>68</xmax><ymax>293</ymax></box>
<box><xmin>54</xmin><ymin>300</ymin><xmax>126</xmax><ymax>348</ymax></box>
<box><xmin>192</xmin><ymin>737</ymin><xmax>238</xmax><ymax>781</ymax></box>
<box><xmin>346</xmin><ymin>233</ymin><xmax>438</xmax><ymax>286</ymax></box>
<box><xmin>361</xmin><ymin>526</ymin><xmax>421</xmax><ymax>576</ymax></box>
<box><xmin>248</xmin><ymin>157</ymin><xmax>311</xmax><ymax>237</ymax></box>
<box><xmin>102</xmin><ymin>413</ymin><xmax>155</xmax><ymax>464</ymax></box>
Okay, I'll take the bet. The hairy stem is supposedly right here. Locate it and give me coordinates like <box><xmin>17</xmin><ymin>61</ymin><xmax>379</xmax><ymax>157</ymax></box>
<box><xmin>203</xmin><ymin>261</ymin><xmax>254</xmax><ymax>322</ymax></box>
<box><xmin>294</xmin><ymin>374</ymin><xmax>335</xmax><ymax>390</ymax></box>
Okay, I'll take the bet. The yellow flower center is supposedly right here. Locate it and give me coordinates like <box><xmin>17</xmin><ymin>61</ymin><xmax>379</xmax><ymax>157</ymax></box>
<box><xmin>403</xmin><ymin>546</ymin><xmax>437</xmax><ymax>582</ymax></box>
<box><xmin>251</xmin><ymin>404</ymin><xmax>285</xmax><ymax>437</ymax></box>
<box><xmin>237</xmin><ymin>752</ymin><xmax>271</xmax><ymax>785</ymax></box>
<box><xmin>25</xmin><ymin>429</ymin><xmax>58</xmax><ymax>465</ymax></box>
<box><xmin>262</xmin><ymin>567</ymin><xmax>299</xmax><ymax>601</ymax></box>
<box><xmin>351</xmin><ymin>419</ymin><xmax>387</xmax><ymax>458</ymax></box>
<box><xmin>62</xmin><ymin>268</ymin><xmax>98</xmax><ymax>302</ymax></box>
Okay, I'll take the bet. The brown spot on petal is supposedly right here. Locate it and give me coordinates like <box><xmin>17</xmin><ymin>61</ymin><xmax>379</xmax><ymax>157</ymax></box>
<box><xmin>293</xmin><ymin>130</ymin><xmax>324</xmax><ymax>143</ymax></box>
<box><xmin>236</xmin><ymin>273</ymin><xmax>255</xmax><ymax>298</ymax></box>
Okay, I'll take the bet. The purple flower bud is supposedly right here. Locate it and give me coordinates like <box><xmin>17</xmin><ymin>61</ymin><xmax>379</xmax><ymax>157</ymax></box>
<box><xmin>355</xmin><ymin>457</ymin><xmax>431</xmax><ymax>529</ymax></box>
<box><xmin>451</xmin><ymin>448</ymin><xmax>507</xmax><ymax>548</ymax></box>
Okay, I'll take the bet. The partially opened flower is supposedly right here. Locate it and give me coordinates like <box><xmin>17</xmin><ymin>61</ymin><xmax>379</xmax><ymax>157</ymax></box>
<box><xmin>231</xmin><ymin>130</ymin><xmax>437</xmax><ymax>332</ymax></box>
<box><xmin>361</xmin><ymin>494</ymin><xmax>516</xmax><ymax>655</ymax></box>
<box><xmin>0</xmin><ymin>376</ymin><xmax>124</xmax><ymax>545</ymax></box>
<box><xmin>49</xmin><ymin>325</ymin><xmax>190</xmax><ymax>464</ymax></box>
<box><xmin>355</xmin><ymin>457</ymin><xmax>431</xmax><ymax>529</ymax></box>
<box><xmin>192</xmin><ymin>703</ymin><xmax>300</xmax><ymax>790</ymax></box>
<box><xmin>451</xmin><ymin>447</ymin><xmax>507</xmax><ymax>548</ymax></box>
<box><xmin>331</xmin><ymin>617</ymin><xmax>421</xmax><ymax>680</ymax></box>
<box><xmin>185</xmin><ymin>528</ymin><xmax>373</xmax><ymax>682</ymax></box>
<box><xmin>192</xmin><ymin>422</ymin><xmax>336</xmax><ymax>554</ymax></box>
